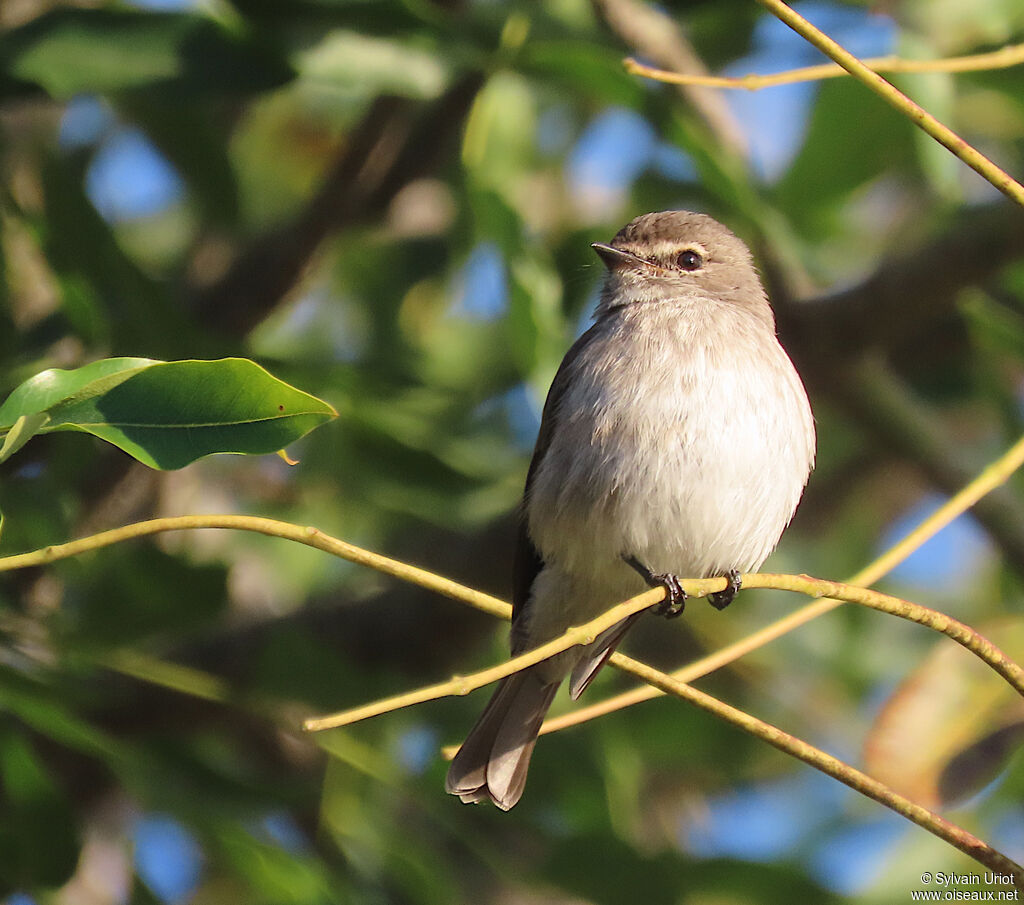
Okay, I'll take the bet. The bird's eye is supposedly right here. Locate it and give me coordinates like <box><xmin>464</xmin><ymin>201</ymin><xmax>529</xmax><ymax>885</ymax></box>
<box><xmin>676</xmin><ymin>249</ymin><xmax>704</xmax><ymax>271</ymax></box>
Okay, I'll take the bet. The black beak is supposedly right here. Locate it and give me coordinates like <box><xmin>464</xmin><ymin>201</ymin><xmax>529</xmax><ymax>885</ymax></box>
<box><xmin>591</xmin><ymin>243</ymin><xmax>640</xmax><ymax>271</ymax></box>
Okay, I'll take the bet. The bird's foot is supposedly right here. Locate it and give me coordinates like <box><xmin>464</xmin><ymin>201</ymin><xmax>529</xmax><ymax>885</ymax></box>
<box><xmin>652</xmin><ymin>572</ymin><xmax>687</xmax><ymax>617</ymax></box>
<box><xmin>707</xmin><ymin>570</ymin><xmax>742</xmax><ymax>611</ymax></box>
<box><xmin>622</xmin><ymin>554</ymin><xmax>687</xmax><ymax>618</ymax></box>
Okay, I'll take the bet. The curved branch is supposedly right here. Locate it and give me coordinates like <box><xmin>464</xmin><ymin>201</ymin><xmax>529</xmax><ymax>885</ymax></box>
<box><xmin>834</xmin><ymin>360</ymin><xmax>1024</xmax><ymax>575</ymax></box>
<box><xmin>3</xmin><ymin>511</ymin><xmax>1020</xmax><ymax>712</ymax></box>
<box><xmin>612</xmin><ymin>654</ymin><xmax>1024</xmax><ymax>885</ymax></box>
<box><xmin>625</xmin><ymin>42</ymin><xmax>1024</xmax><ymax>90</ymax></box>
<box><xmin>311</xmin><ymin>569</ymin><xmax>1024</xmax><ymax>731</ymax></box>
<box><xmin>5</xmin><ymin>424</ymin><xmax>1023</xmax><ymax>725</ymax></box>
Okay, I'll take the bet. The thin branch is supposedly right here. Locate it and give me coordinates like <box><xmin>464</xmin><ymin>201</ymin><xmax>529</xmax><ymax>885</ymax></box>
<box><xmin>317</xmin><ymin>586</ymin><xmax>1022</xmax><ymax>880</ymax></box>
<box><xmin>303</xmin><ymin>586</ymin><xmax>665</xmax><ymax>732</ymax></box>
<box><xmin>772</xmin><ymin>205</ymin><xmax>1024</xmax><ymax>576</ymax></box>
<box><xmin>0</xmin><ymin>514</ymin><xmax>510</xmax><ymax>619</ymax></box>
<box><xmin>6</xmin><ymin>507</ymin><xmax>1024</xmax><ymax>876</ymax></box>
<box><xmin>6</xmin><ymin>480</ymin><xmax>1024</xmax><ymax>708</ymax></box>
<box><xmin>625</xmin><ymin>41</ymin><xmax>1024</xmax><ymax>90</ymax></box>
<box><xmin>306</xmin><ymin>571</ymin><xmax>1024</xmax><ymax>731</ymax></box>
<box><xmin>609</xmin><ymin>655</ymin><xmax>1024</xmax><ymax>884</ymax></box>
<box><xmin>749</xmin><ymin>573</ymin><xmax>1024</xmax><ymax>692</ymax></box>
<box><xmin>754</xmin><ymin>0</ymin><xmax>1024</xmax><ymax>206</ymax></box>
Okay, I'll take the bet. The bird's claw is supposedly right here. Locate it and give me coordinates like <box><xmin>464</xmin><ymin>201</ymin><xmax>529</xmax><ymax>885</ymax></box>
<box><xmin>652</xmin><ymin>572</ymin><xmax>687</xmax><ymax>618</ymax></box>
<box><xmin>622</xmin><ymin>554</ymin><xmax>686</xmax><ymax>618</ymax></box>
<box><xmin>707</xmin><ymin>570</ymin><xmax>742</xmax><ymax>611</ymax></box>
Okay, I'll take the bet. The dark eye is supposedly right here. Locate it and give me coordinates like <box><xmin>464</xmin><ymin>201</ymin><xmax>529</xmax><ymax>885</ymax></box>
<box><xmin>676</xmin><ymin>249</ymin><xmax>704</xmax><ymax>271</ymax></box>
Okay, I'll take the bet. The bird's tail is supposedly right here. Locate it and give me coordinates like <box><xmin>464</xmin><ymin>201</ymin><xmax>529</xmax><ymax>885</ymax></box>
<box><xmin>445</xmin><ymin>667</ymin><xmax>559</xmax><ymax>811</ymax></box>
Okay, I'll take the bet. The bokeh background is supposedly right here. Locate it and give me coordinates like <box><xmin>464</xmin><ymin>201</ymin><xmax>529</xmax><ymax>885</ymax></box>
<box><xmin>2</xmin><ymin>0</ymin><xmax>1024</xmax><ymax>902</ymax></box>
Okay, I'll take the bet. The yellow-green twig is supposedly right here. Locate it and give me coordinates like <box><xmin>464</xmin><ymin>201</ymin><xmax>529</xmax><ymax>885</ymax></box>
<box><xmin>624</xmin><ymin>42</ymin><xmax>1024</xmax><ymax>90</ymax></box>
<box><xmin>0</xmin><ymin>514</ymin><xmax>510</xmax><ymax>619</ymax></box>
<box><xmin>304</xmin><ymin>586</ymin><xmax>664</xmax><ymax>731</ymax></box>
<box><xmin>611</xmin><ymin>656</ymin><xmax>1024</xmax><ymax>884</ymax></box>
<box><xmin>5</xmin><ymin>425</ymin><xmax>1024</xmax><ymax>733</ymax></box>
<box><xmin>747</xmin><ymin>573</ymin><xmax>1024</xmax><ymax>693</ymax></box>
<box><xmin>752</xmin><ymin>0</ymin><xmax>1024</xmax><ymax>206</ymax></box>
<box><xmin>324</xmin><ymin>571</ymin><xmax>1024</xmax><ymax>735</ymax></box>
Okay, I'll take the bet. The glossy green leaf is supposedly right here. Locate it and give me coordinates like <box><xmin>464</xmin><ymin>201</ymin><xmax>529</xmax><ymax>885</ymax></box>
<box><xmin>0</xmin><ymin>357</ymin><xmax>155</xmax><ymax>426</ymax></box>
<box><xmin>0</xmin><ymin>413</ymin><xmax>50</xmax><ymax>464</ymax></box>
<box><xmin>0</xmin><ymin>358</ymin><xmax>337</xmax><ymax>469</ymax></box>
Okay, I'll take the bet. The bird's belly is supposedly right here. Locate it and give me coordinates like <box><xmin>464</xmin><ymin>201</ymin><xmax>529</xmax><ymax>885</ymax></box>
<box><xmin>527</xmin><ymin>356</ymin><xmax>810</xmax><ymax>584</ymax></box>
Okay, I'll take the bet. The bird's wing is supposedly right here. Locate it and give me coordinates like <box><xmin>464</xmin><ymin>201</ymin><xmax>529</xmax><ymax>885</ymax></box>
<box><xmin>511</xmin><ymin>323</ymin><xmax>604</xmax><ymax>653</ymax></box>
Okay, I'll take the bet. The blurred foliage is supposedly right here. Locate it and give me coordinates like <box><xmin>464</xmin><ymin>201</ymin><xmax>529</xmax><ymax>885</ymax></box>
<box><xmin>1</xmin><ymin>0</ymin><xmax>1024</xmax><ymax>903</ymax></box>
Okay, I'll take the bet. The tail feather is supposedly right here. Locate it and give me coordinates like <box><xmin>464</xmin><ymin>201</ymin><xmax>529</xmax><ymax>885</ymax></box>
<box><xmin>568</xmin><ymin>612</ymin><xmax>643</xmax><ymax>700</ymax></box>
<box><xmin>446</xmin><ymin>668</ymin><xmax>559</xmax><ymax>810</ymax></box>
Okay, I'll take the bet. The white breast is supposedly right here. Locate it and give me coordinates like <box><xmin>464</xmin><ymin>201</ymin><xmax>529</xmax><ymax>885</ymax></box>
<box><xmin>527</xmin><ymin>299</ymin><xmax>814</xmax><ymax>594</ymax></box>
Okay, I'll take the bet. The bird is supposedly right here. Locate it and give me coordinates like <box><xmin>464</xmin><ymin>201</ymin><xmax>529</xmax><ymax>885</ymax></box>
<box><xmin>446</xmin><ymin>210</ymin><xmax>816</xmax><ymax>810</ymax></box>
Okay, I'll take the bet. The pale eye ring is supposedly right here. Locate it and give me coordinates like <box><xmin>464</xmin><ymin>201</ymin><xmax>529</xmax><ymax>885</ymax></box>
<box><xmin>676</xmin><ymin>249</ymin><xmax>704</xmax><ymax>271</ymax></box>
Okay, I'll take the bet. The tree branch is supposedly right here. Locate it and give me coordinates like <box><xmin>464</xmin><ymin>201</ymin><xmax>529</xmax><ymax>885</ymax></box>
<box><xmin>308</xmin><ymin>569</ymin><xmax>1024</xmax><ymax>731</ymax></box>
<box><xmin>610</xmin><ymin>653</ymin><xmax>1024</xmax><ymax>885</ymax></box>
<box><xmin>624</xmin><ymin>41</ymin><xmax>1024</xmax><ymax>90</ymax></box>
<box><xmin>3</xmin><ymin>510</ymin><xmax>1022</xmax><ymax>720</ymax></box>
<box><xmin>538</xmin><ymin>429</ymin><xmax>1024</xmax><ymax>737</ymax></box>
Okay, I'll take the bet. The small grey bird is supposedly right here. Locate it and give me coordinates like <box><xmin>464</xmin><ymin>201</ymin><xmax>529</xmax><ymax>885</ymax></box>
<box><xmin>446</xmin><ymin>210</ymin><xmax>815</xmax><ymax>810</ymax></box>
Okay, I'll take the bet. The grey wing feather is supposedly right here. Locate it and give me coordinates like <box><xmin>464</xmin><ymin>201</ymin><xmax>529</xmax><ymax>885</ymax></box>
<box><xmin>512</xmin><ymin>324</ymin><xmax>604</xmax><ymax>646</ymax></box>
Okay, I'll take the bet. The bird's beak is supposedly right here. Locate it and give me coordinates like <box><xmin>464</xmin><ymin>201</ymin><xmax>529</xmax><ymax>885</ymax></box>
<box><xmin>591</xmin><ymin>243</ymin><xmax>641</xmax><ymax>271</ymax></box>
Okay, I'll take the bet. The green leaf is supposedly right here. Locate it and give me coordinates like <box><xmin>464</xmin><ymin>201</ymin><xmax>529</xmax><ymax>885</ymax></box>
<box><xmin>0</xmin><ymin>413</ymin><xmax>50</xmax><ymax>464</ymax></box>
<box><xmin>0</xmin><ymin>358</ymin><xmax>337</xmax><ymax>470</ymax></box>
<box><xmin>0</xmin><ymin>9</ymin><xmax>293</xmax><ymax>100</ymax></box>
<box><xmin>0</xmin><ymin>357</ymin><xmax>155</xmax><ymax>427</ymax></box>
